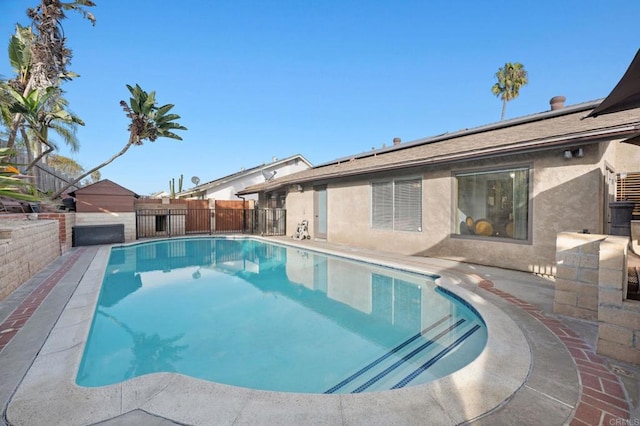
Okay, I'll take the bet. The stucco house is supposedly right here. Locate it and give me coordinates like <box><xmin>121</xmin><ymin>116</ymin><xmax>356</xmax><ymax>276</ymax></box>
<box><xmin>176</xmin><ymin>154</ymin><xmax>312</xmax><ymax>204</ymax></box>
<box><xmin>238</xmin><ymin>97</ymin><xmax>640</xmax><ymax>276</ymax></box>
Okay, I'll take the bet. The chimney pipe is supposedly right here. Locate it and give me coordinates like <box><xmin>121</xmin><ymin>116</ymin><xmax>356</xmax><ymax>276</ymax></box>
<box><xmin>550</xmin><ymin>96</ymin><xmax>566</xmax><ymax>110</ymax></box>
<box><xmin>393</xmin><ymin>137</ymin><xmax>401</xmax><ymax>145</ymax></box>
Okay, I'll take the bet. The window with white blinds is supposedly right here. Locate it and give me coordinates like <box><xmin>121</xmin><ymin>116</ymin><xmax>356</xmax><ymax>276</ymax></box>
<box><xmin>372</xmin><ymin>178</ymin><xmax>422</xmax><ymax>232</ymax></box>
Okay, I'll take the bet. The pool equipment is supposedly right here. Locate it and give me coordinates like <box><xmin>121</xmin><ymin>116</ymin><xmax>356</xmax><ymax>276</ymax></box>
<box><xmin>292</xmin><ymin>220</ymin><xmax>310</xmax><ymax>240</ymax></box>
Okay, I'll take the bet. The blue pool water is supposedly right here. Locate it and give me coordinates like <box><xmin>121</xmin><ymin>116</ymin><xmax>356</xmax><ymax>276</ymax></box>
<box><xmin>77</xmin><ymin>238</ymin><xmax>487</xmax><ymax>393</ymax></box>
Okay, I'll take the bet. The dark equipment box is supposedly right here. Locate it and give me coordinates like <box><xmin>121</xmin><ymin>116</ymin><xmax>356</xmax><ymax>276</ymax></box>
<box><xmin>72</xmin><ymin>224</ymin><xmax>125</xmax><ymax>247</ymax></box>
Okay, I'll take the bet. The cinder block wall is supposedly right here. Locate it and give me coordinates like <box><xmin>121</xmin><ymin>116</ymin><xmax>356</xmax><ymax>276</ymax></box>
<box><xmin>554</xmin><ymin>232</ymin><xmax>605</xmax><ymax>320</ymax></box>
<box><xmin>596</xmin><ymin>237</ymin><xmax>640</xmax><ymax>364</ymax></box>
<box><xmin>0</xmin><ymin>220</ymin><xmax>60</xmax><ymax>301</ymax></box>
<box><xmin>555</xmin><ymin>232</ymin><xmax>640</xmax><ymax>364</ymax></box>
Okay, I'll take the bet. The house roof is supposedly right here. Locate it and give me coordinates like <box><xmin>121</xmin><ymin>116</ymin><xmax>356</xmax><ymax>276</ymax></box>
<box><xmin>238</xmin><ymin>100</ymin><xmax>640</xmax><ymax>195</ymax></box>
<box><xmin>69</xmin><ymin>179</ymin><xmax>139</xmax><ymax>197</ymax></box>
<box><xmin>177</xmin><ymin>154</ymin><xmax>312</xmax><ymax>198</ymax></box>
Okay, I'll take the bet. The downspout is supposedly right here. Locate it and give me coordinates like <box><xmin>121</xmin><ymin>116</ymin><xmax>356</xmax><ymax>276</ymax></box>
<box><xmin>236</xmin><ymin>193</ymin><xmax>247</xmax><ymax>234</ymax></box>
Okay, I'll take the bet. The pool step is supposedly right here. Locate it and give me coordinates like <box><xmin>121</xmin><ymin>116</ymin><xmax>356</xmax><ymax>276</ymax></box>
<box><xmin>324</xmin><ymin>315</ymin><xmax>482</xmax><ymax>394</ymax></box>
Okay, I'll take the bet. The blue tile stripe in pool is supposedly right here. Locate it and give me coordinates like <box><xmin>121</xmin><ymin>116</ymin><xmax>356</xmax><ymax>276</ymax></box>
<box><xmin>350</xmin><ymin>319</ymin><xmax>467</xmax><ymax>393</ymax></box>
<box><xmin>436</xmin><ymin>286</ymin><xmax>486</xmax><ymax>325</ymax></box>
<box><xmin>324</xmin><ymin>314</ymin><xmax>454</xmax><ymax>394</ymax></box>
<box><xmin>391</xmin><ymin>324</ymin><xmax>482</xmax><ymax>389</ymax></box>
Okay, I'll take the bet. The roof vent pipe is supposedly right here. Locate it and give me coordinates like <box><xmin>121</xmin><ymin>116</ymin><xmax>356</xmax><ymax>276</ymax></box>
<box><xmin>393</xmin><ymin>137</ymin><xmax>401</xmax><ymax>145</ymax></box>
<box><xmin>550</xmin><ymin>96</ymin><xmax>566</xmax><ymax>110</ymax></box>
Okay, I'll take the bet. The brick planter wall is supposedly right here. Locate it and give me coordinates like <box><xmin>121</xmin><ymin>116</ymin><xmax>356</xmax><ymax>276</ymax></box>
<box><xmin>37</xmin><ymin>212</ymin><xmax>75</xmax><ymax>252</ymax></box>
<box><xmin>0</xmin><ymin>220</ymin><xmax>60</xmax><ymax>301</ymax></box>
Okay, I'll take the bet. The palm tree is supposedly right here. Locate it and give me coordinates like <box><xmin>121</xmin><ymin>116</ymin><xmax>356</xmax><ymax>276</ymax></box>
<box><xmin>51</xmin><ymin>84</ymin><xmax>187</xmax><ymax>198</ymax></box>
<box><xmin>5</xmin><ymin>85</ymin><xmax>83</xmax><ymax>173</ymax></box>
<box><xmin>5</xmin><ymin>0</ymin><xmax>95</xmax><ymax>150</ymax></box>
<box><xmin>6</xmin><ymin>24</ymin><xmax>33</xmax><ymax>95</ymax></box>
<box><xmin>3</xmin><ymin>28</ymin><xmax>83</xmax><ymax>173</ymax></box>
<box><xmin>491</xmin><ymin>62</ymin><xmax>528</xmax><ymax>121</ymax></box>
<box><xmin>26</xmin><ymin>0</ymin><xmax>96</xmax><ymax>91</ymax></box>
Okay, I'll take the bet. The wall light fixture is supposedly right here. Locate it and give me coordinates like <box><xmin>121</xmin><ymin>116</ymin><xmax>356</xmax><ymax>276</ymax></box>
<box><xmin>563</xmin><ymin>147</ymin><xmax>585</xmax><ymax>159</ymax></box>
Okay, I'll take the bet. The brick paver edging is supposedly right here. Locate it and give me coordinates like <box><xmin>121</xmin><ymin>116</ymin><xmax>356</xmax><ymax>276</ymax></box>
<box><xmin>0</xmin><ymin>247</ymin><xmax>87</xmax><ymax>352</ymax></box>
<box><xmin>476</xmin><ymin>279</ymin><xmax>631</xmax><ymax>426</ymax></box>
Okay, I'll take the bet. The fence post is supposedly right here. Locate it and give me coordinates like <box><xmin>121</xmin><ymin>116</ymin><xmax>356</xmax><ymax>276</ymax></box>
<box><xmin>242</xmin><ymin>208</ymin><xmax>247</xmax><ymax>234</ymax></box>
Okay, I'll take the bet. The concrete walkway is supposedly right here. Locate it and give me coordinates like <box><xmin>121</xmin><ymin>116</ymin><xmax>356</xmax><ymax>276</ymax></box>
<box><xmin>0</xmin><ymin>237</ymin><xmax>638</xmax><ymax>425</ymax></box>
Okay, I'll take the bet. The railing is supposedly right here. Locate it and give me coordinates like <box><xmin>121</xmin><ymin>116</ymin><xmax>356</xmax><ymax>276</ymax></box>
<box><xmin>136</xmin><ymin>208</ymin><xmax>286</xmax><ymax>239</ymax></box>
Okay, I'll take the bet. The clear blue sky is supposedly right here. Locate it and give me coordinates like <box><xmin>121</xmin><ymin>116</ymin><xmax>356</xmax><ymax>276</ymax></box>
<box><xmin>1</xmin><ymin>1</ymin><xmax>639</xmax><ymax>195</ymax></box>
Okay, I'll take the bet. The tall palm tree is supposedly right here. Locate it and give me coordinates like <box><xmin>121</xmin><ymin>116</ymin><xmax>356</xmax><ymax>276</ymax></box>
<box><xmin>7</xmin><ymin>25</ymin><xmax>33</xmax><ymax>95</ymax></box>
<box><xmin>51</xmin><ymin>84</ymin><xmax>187</xmax><ymax>198</ymax></box>
<box><xmin>3</xmin><ymin>30</ymin><xmax>83</xmax><ymax>171</ymax></box>
<box><xmin>5</xmin><ymin>0</ymin><xmax>95</xmax><ymax>150</ymax></box>
<box><xmin>491</xmin><ymin>62</ymin><xmax>528</xmax><ymax>121</ymax></box>
<box><xmin>26</xmin><ymin>0</ymin><xmax>96</xmax><ymax>91</ymax></box>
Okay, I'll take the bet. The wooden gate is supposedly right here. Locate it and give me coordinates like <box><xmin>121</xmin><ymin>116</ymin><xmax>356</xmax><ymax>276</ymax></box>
<box><xmin>214</xmin><ymin>200</ymin><xmax>247</xmax><ymax>232</ymax></box>
<box><xmin>186</xmin><ymin>200</ymin><xmax>211</xmax><ymax>234</ymax></box>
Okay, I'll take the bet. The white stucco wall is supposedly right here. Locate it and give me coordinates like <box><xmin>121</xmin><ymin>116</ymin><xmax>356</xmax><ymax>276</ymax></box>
<box><xmin>201</xmin><ymin>158</ymin><xmax>311</xmax><ymax>202</ymax></box>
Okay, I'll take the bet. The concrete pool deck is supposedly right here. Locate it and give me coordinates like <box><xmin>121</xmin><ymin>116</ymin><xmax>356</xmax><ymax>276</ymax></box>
<box><xmin>0</xmin><ymin>236</ymin><xmax>638</xmax><ymax>425</ymax></box>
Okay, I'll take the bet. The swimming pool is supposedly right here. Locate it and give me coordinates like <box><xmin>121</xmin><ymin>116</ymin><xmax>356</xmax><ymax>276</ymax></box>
<box><xmin>77</xmin><ymin>237</ymin><xmax>487</xmax><ymax>393</ymax></box>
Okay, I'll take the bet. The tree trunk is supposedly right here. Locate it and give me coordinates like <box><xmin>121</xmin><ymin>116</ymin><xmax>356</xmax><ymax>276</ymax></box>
<box><xmin>19</xmin><ymin>127</ymin><xmax>38</xmax><ymax>188</ymax></box>
<box><xmin>6</xmin><ymin>79</ymin><xmax>35</xmax><ymax>150</ymax></box>
<box><xmin>26</xmin><ymin>129</ymin><xmax>55</xmax><ymax>173</ymax></box>
<box><xmin>50</xmin><ymin>133</ymin><xmax>136</xmax><ymax>199</ymax></box>
<box><xmin>500</xmin><ymin>99</ymin><xmax>507</xmax><ymax>121</ymax></box>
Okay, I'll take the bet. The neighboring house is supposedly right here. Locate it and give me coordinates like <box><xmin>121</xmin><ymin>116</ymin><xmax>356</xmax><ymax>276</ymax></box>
<box><xmin>176</xmin><ymin>154</ymin><xmax>312</xmax><ymax>205</ymax></box>
<box><xmin>149</xmin><ymin>190</ymin><xmax>170</xmax><ymax>199</ymax></box>
<box><xmin>239</xmin><ymin>97</ymin><xmax>640</xmax><ymax>275</ymax></box>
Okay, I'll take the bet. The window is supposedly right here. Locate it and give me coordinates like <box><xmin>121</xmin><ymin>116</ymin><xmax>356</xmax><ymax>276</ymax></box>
<box><xmin>454</xmin><ymin>167</ymin><xmax>529</xmax><ymax>240</ymax></box>
<box><xmin>372</xmin><ymin>178</ymin><xmax>422</xmax><ymax>232</ymax></box>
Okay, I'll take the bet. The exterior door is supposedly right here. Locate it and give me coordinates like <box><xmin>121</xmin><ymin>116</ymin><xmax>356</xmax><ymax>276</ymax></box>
<box><xmin>314</xmin><ymin>186</ymin><xmax>327</xmax><ymax>239</ymax></box>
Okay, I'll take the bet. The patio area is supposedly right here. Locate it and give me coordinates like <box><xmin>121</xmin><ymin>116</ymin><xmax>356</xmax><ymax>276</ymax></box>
<box><xmin>0</xmin><ymin>237</ymin><xmax>638</xmax><ymax>425</ymax></box>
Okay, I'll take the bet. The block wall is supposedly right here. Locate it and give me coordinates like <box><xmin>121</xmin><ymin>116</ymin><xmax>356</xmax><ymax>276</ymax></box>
<box><xmin>554</xmin><ymin>232</ymin><xmax>605</xmax><ymax>320</ymax></box>
<box><xmin>0</xmin><ymin>220</ymin><xmax>60</xmax><ymax>301</ymax></box>
<box><xmin>555</xmin><ymin>232</ymin><xmax>640</xmax><ymax>364</ymax></box>
<box><xmin>596</xmin><ymin>237</ymin><xmax>640</xmax><ymax>364</ymax></box>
